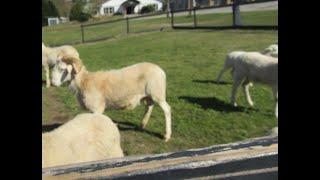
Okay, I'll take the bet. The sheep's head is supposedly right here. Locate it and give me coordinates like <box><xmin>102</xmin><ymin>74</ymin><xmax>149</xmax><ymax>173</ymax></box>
<box><xmin>261</xmin><ymin>44</ymin><xmax>278</xmax><ymax>57</ymax></box>
<box><xmin>51</xmin><ymin>54</ymin><xmax>83</xmax><ymax>87</ymax></box>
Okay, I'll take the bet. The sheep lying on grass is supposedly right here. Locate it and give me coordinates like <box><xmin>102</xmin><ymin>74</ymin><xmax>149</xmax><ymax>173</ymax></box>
<box><xmin>261</xmin><ymin>44</ymin><xmax>278</xmax><ymax>58</ymax></box>
<box><xmin>42</xmin><ymin>113</ymin><xmax>124</xmax><ymax>168</ymax></box>
<box><xmin>51</xmin><ymin>55</ymin><xmax>172</xmax><ymax>142</ymax></box>
<box><xmin>42</xmin><ymin>42</ymin><xmax>79</xmax><ymax>88</ymax></box>
<box><xmin>228</xmin><ymin>52</ymin><xmax>278</xmax><ymax>118</ymax></box>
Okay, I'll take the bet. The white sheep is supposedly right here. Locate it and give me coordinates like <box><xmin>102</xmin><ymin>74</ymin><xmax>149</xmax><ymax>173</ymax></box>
<box><xmin>228</xmin><ymin>52</ymin><xmax>278</xmax><ymax>118</ymax></box>
<box><xmin>42</xmin><ymin>42</ymin><xmax>79</xmax><ymax>88</ymax></box>
<box><xmin>216</xmin><ymin>44</ymin><xmax>278</xmax><ymax>83</ymax></box>
<box><xmin>261</xmin><ymin>44</ymin><xmax>278</xmax><ymax>58</ymax></box>
<box><xmin>216</xmin><ymin>51</ymin><xmax>247</xmax><ymax>83</ymax></box>
<box><xmin>42</xmin><ymin>113</ymin><xmax>124</xmax><ymax>168</ymax></box>
<box><xmin>51</xmin><ymin>55</ymin><xmax>172</xmax><ymax>142</ymax></box>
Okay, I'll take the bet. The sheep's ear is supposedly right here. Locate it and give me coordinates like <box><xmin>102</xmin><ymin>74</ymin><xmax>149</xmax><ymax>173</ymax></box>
<box><xmin>57</xmin><ymin>53</ymin><xmax>64</xmax><ymax>61</ymax></box>
<box><xmin>61</xmin><ymin>56</ymin><xmax>83</xmax><ymax>74</ymax></box>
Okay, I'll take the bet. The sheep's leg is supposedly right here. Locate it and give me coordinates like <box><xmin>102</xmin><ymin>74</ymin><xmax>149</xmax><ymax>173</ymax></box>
<box><xmin>216</xmin><ymin>67</ymin><xmax>227</xmax><ymax>83</ymax></box>
<box><xmin>76</xmin><ymin>93</ymin><xmax>87</xmax><ymax>110</ymax></box>
<box><xmin>84</xmin><ymin>94</ymin><xmax>105</xmax><ymax>114</ymax></box>
<box><xmin>230</xmin><ymin>77</ymin><xmax>243</xmax><ymax>107</ymax></box>
<box><xmin>44</xmin><ymin>66</ymin><xmax>50</xmax><ymax>88</ymax></box>
<box><xmin>141</xmin><ymin>97</ymin><xmax>154</xmax><ymax>129</ymax></box>
<box><xmin>242</xmin><ymin>78</ymin><xmax>254</xmax><ymax>107</ymax></box>
<box><xmin>158</xmin><ymin>101</ymin><xmax>172</xmax><ymax>142</ymax></box>
<box><xmin>270</xmin><ymin>87</ymin><xmax>278</xmax><ymax>136</ymax></box>
<box><xmin>272</xmin><ymin>87</ymin><xmax>278</xmax><ymax>119</ymax></box>
<box><xmin>275</xmin><ymin>101</ymin><xmax>278</xmax><ymax>119</ymax></box>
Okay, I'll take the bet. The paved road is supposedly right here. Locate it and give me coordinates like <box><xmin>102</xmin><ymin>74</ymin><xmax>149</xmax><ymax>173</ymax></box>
<box><xmin>129</xmin><ymin>1</ymin><xmax>278</xmax><ymax>21</ymax></box>
<box><xmin>194</xmin><ymin>1</ymin><xmax>278</xmax><ymax>15</ymax></box>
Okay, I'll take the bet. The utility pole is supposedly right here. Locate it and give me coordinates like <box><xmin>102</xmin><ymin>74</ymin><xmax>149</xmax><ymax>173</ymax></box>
<box><xmin>232</xmin><ymin>0</ymin><xmax>242</xmax><ymax>27</ymax></box>
<box><xmin>166</xmin><ymin>0</ymin><xmax>170</xmax><ymax>18</ymax></box>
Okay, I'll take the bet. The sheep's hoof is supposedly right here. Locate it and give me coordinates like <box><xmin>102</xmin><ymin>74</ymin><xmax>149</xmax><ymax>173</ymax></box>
<box><xmin>233</xmin><ymin>103</ymin><xmax>238</xmax><ymax>107</ymax></box>
<box><xmin>270</xmin><ymin>127</ymin><xmax>278</xmax><ymax>136</ymax></box>
<box><xmin>141</xmin><ymin>124</ymin><xmax>146</xmax><ymax>129</ymax></box>
<box><xmin>249</xmin><ymin>102</ymin><xmax>254</xmax><ymax>107</ymax></box>
<box><xmin>164</xmin><ymin>135</ymin><xmax>171</xmax><ymax>142</ymax></box>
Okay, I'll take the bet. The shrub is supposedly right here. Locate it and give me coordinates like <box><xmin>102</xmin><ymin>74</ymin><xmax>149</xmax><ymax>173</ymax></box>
<box><xmin>140</xmin><ymin>5</ymin><xmax>156</xmax><ymax>14</ymax></box>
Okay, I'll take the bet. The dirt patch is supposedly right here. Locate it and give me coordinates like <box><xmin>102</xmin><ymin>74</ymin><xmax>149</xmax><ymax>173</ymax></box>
<box><xmin>42</xmin><ymin>87</ymin><xmax>73</xmax><ymax>127</ymax></box>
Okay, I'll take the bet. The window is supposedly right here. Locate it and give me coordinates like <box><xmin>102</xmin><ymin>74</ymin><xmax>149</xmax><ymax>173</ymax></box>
<box><xmin>104</xmin><ymin>7</ymin><xmax>114</xmax><ymax>14</ymax></box>
<box><xmin>103</xmin><ymin>8</ymin><xmax>109</xmax><ymax>14</ymax></box>
<box><xmin>109</xmin><ymin>7</ymin><xmax>114</xmax><ymax>14</ymax></box>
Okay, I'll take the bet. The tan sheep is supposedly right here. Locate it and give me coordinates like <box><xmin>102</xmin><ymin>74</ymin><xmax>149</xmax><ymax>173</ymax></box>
<box><xmin>42</xmin><ymin>42</ymin><xmax>79</xmax><ymax>88</ymax></box>
<box><xmin>42</xmin><ymin>113</ymin><xmax>124</xmax><ymax>168</ymax></box>
<box><xmin>51</xmin><ymin>55</ymin><xmax>172</xmax><ymax>142</ymax></box>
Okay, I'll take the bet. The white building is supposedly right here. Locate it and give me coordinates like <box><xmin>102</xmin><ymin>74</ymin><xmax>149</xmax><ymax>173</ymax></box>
<box><xmin>47</xmin><ymin>17</ymin><xmax>60</xmax><ymax>26</ymax></box>
<box><xmin>99</xmin><ymin>0</ymin><xmax>163</xmax><ymax>16</ymax></box>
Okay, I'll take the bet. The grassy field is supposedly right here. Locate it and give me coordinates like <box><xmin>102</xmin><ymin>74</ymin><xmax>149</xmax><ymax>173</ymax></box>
<box><xmin>42</xmin><ymin>10</ymin><xmax>278</xmax><ymax>156</ymax></box>
<box><xmin>42</xmin><ymin>10</ymin><xmax>277</xmax><ymax>45</ymax></box>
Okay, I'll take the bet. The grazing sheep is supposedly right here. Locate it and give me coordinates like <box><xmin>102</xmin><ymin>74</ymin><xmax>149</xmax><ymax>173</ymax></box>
<box><xmin>216</xmin><ymin>44</ymin><xmax>278</xmax><ymax>83</ymax></box>
<box><xmin>42</xmin><ymin>42</ymin><xmax>79</xmax><ymax>88</ymax></box>
<box><xmin>216</xmin><ymin>51</ymin><xmax>247</xmax><ymax>83</ymax></box>
<box><xmin>51</xmin><ymin>55</ymin><xmax>172</xmax><ymax>142</ymax></box>
<box><xmin>216</xmin><ymin>51</ymin><xmax>254</xmax><ymax>89</ymax></box>
<box><xmin>42</xmin><ymin>113</ymin><xmax>124</xmax><ymax>168</ymax></box>
<box><xmin>261</xmin><ymin>44</ymin><xmax>278</xmax><ymax>58</ymax></box>
<box><xmin>228</xmin><ymin>52</ymin><xmax>278</xmax><ymax>118</ymax></box>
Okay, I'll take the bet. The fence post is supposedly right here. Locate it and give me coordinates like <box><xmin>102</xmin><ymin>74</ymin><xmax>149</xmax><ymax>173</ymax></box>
<box><xmin>232</xmin><ymin>0</ymin><xmax>242</xmax><ymax>28</ymax></box>
<box><xmin>80</xmin><ymin>24</ymin><xmax>85</xmax><ymax>43</ymax></box>
<box><xmin>126</xmin><ymin>17</ymin><xmax>129</xmax><ymax>34</ymax></box>
<box><xmin>193</xmin><ymin>8</ymin><xmax>197</xmax><ymax>28</ymax></box>
<box><xmin>171</xmin><ymin>11</ymin><xmax>174</xmax><ymax>28</ymax></box>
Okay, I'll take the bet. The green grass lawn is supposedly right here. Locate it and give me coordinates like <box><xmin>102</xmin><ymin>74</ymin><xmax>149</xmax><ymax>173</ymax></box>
<box><xmin>42</xmin><ymin>27</ymin><xmax>278</xmax><ymax>156</ymax></box>
<box><xmin>42</xmin><ymin>10</ymin><xmax>277</xmax><ymax>45</ymax></box>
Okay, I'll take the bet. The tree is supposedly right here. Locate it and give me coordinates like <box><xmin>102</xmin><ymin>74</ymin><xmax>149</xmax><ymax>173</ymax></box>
<box><xmin>89</xmin><ymin>0</ymin><xmax>104</xmax><ymax>15</ymax></box>
<box><xmin>51</xmin><ymin>0</ymin><xmax>73</xmax><ymax>17</ymax></box>
<box><xmin>69</xmin><ymin>1</ymin><xmax>91</xmax><ymax>22</ymax></box>
<box><xmin>48</xmin><ymin>0</ymin><xmax>60</xmax><ymax>17</ymax></box>
<box><xmin>42</xmin><ymin>0</ymin><xmax>60</xmax><ymax>26</ymax></box>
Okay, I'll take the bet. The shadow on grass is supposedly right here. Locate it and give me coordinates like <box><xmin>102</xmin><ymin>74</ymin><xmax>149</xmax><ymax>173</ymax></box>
<box><xmin>42</xmin><ymin>120</ymin><xmax>164</xmax><ymax>140</ymax></box>
<box><xmin>192</xmin><ymin>79</ymin><xmax>231</xmax><ymax>85</ymax></box>
<box><xmin>113</xmin><ymin>120</ymin><xmax>164</xmax><ymax>140</ymax></box>
<box><xmin>179</xmin><ymin>96</ymin><xmax>258</xmax><ymax>113</ymax></box>
<box><xmin>42</xmin><ymin>117</ymin><xmax>72</xmax><ymax>133</ymax></box>
<box><xmin>42</xmin><ymin>123</ymin><xmax>63</xmax><ymax>133</ymax></box>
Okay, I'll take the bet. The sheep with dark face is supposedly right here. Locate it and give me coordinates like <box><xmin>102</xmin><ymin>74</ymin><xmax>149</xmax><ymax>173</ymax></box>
<box><xmin>42</xmin><ymin>42</ymin><xmax>79</xmax><ymax>88</ymax></box>
<box><xmin>42</xmin><ymin>113</ymin><xmax>124</xmax><ymax>168</ymax></box>
<box><xmin>51</xmin><ymin>55</ymin><xmax>172</xmax><ymax>142</ymax></box>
